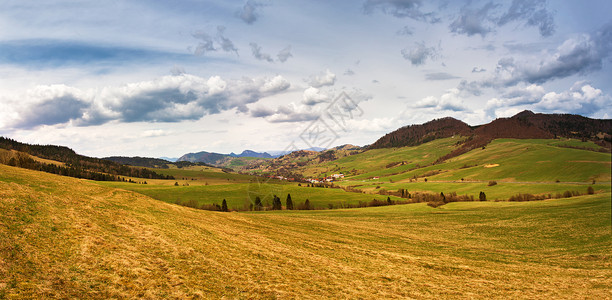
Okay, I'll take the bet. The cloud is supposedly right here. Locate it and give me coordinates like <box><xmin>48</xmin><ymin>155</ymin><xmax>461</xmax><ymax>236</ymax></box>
<box><xmin>307</xmin><ymin>69</ymin><xmax>336</xmax><ymax>88</ymax></box>
<box><xmin>192</xmin><ymin>26</ymin><xmax>239</xmax><ymax>56</ymax></box>
<box><xmin>396</xmin><ymin>26</ymin><xmax>414</xmax><ymax>36</ymax></box>
<box><xmin>461</xmin><ymin>23</ymin><xmax>612</xmax><ymax>93</ymax></box>
<box><xmin>414</xmin><ymin>88</ymin><xmax>468</xmax><ymax>111</ymax></box>
<box><xmin>141</xmin><ymin>129</ymin><xmax>171</xmax><ymax>138</ymax></box>
<box><xmin>363</xmin><ymin>0</ymin><xmax>439</xmax><ymax>23</ymax></box>
<box><xmin>10</xmin><ymin>86</ymin><xmax>90</xmax><ymax>129</ymax></box>
<box><xmin>536</xmin><ymin>82</ymin><xmax>610</xmax><ymax>115</ymax></box>
<box><xmin>249</xmin><ymin>42</ymin><xmax>273</xmax><ymax>62</ymax></box>
<box><xmin>497</xmin><ymin>0</ymin><xmax>555</xmax><ymax>37</ymax></box>
<box><xmin>277</xmin><ymin>45</ymin><xmax>293</xmax><ymax>62</ymax></box>
<box><xmin>4</xmin><ymin>74</ymin><xmax>291</xmax><ymax>129</ymax></box>
<box><xmin>302</xmin><ymin>87</ymin><xmax>330</xmax><ymax>106</ymax></box>
<box><xmin>0</xmin><ymin>39</ymin><xmax>189</xmax><ymax>67</ymax></box>
<box><xmin>344</xmin><ymin>69</ymin><xmax>355</xmax><ymax>76</ymax></box>
<box><xmin>216</xmin><ymin>26</ymin><xmax>238</xmax><ymax>56</ymax></box>
<box><xmin>449</xmin><ymin>2</ymin><xmax>499</xmax><ymax>37</ymax></box>
<box><xmin>401</xmin><ymin>42</ymin><xmax>439</xmax><ymax>66</ymax></box>
<box><xmin>238</xmin><ymin>0</ymin><xmax>262</xmax><ymax>24</ymax></box>
<box><xmin>485</xmin><ymin>82</ymin><xmax>611</xmax><ymax>118</ymax></box>
<box><xmin>425</xmin><ymin>72</ymin><xmax>459</xmax><ymax>80</ymax></box>
<box><xmin>471</xmin><ymin>67</ymin><xmax>486</xmax><ymax>73</ymax></box>
<box><xmin>251</xmin><ymin>103</ymin><xmax>319</xmax><ymax>123</ymax></box>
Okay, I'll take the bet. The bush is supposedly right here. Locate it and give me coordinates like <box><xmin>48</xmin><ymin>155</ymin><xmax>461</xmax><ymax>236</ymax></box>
<box><xmin>587</xmin><ymin>186</ymin><xmax>595</xmax><ymax>195</ymax></box>
<box><xmin>479</xmin><ymin>191</ymin><xmax>486</xmax><ymax>201</ymax></box>
<box><xmin>488</xmin><ymin>181</ymin><xmax>497</xmax><ymax>186</ymax></box>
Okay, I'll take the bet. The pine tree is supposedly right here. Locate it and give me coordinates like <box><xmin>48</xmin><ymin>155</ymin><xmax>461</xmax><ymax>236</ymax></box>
<box><xmin>286</xmin><ymin>194</ymin><xmax>294</xmax><ymax>210</ymax></box>
<box><xmin>272</xmin><ymin>195</ymin><xmax>282</xmax><ymax>210</ymax></box>
<box><xmin>254</xmin><ymin>196</ymin><xmax>263</xmax><ymax>211</ymax></box>
<box><xmin>221</xmin><ymin>199</ymin><xmax>228</xmax><ymax>212</ymax></box>
<box><xmin>479</xmin><ymin>191</ymin><xmax>486</xmax><ymax>201</ymax></box>
<box><xmin>304</xmin><ymin>199</ymin><xmax>311</xmax><ymax>210</ymax></box>
<box><xmin>387</xmin><ymin>196</ymin><xmax>392</xmax><ymax>205</ymax></box>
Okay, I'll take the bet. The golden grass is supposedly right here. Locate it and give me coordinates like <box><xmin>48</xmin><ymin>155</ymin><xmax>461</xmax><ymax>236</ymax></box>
<box><xmin>1</xmin><ymin>164</ymin><xmax>611</xmax><ymax>298</ymax></box>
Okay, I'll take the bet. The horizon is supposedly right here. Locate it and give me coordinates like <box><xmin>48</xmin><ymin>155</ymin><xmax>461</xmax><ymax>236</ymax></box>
<box><xmin>1</xmin><ymin>1</ymin><xmax>611</xmax><ymax>158</ymax></box>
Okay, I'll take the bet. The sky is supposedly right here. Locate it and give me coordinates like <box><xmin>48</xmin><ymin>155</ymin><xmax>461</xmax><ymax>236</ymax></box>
<box><xmin>1</xmin><ymin>0</ymin><xmax>611</xmax><ymax>158</ymax></box>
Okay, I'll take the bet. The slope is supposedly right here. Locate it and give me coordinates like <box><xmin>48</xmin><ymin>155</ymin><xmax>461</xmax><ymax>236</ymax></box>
<box><xmin>1</xmin><ymin>164</ymin><xmax>611</xmax><ymax>298</ymax></box>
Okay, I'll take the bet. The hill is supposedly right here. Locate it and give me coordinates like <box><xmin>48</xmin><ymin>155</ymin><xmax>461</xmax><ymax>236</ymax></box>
<box><xmin>102</xmin><ymin>156</ymin><xmax>173</xmax><ymax>168</ymax></box>
<box><xmin>229</xmin><ymin>150</ymin><xmax>273</xmax><ymax>158</ymax></box>
<box><xmin>1</xmin><ymin>164</ymin><xmax>610</xmax><ymax>298</ymax></box>
<box><xmin>0</xmin><ymin>137</ymin><xmax>172</xmax><ymax>181</ymax></box>
<box><xmin>177</xmin><ymin>150</ymin><xmax>228</xmax><ymax>165</ymax></box>
<box><xmin>370</xmin><ymin>111</ymin><xmax>612</xmax><ymax>151</ymax></box>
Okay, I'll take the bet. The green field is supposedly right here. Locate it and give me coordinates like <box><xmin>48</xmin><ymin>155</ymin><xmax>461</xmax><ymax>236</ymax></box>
<box><xmin>1</xmin><ymin>164</ymin><xmax>610</xmax><ymax>298</ymax></box>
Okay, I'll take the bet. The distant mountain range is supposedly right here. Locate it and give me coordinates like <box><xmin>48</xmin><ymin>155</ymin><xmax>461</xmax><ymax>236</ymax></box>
<box><xmin>177</xmin><ymin>147</ymin><xmax>328</xmax><ymax>165</ymax></box>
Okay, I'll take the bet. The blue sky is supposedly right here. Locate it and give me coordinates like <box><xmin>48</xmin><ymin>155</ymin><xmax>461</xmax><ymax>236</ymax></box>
<box><xmin>1</xmin><ymin>0</ymin><xmax>611</xmax><ymax>157</ymax></box>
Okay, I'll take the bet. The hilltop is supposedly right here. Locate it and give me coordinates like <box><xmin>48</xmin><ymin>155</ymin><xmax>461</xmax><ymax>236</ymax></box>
<box><xmin>370</xmin><ymin>110</ymin><xmax>612</xmax><ymax>150</ymax></box>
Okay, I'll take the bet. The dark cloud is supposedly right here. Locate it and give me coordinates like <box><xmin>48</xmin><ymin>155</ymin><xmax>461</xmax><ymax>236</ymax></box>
<box><xmin>250</xmin><ymin>106</ymin><xmax>275</xmax><ymax>118</ymax></box>
<box><xmin>192</xmin><ymin>31</ymin><xmax>216</xmax><ymax>56</ymax></box>
<box><xmin>449</xmin><ymin>2</ymin><xmax>499</xmax><ymax>37</ymax></box>
<box><xmin>249</xmin><ymin>42</ymin><xmax>273</xmax><ymax>62</ymax></box>
<box><xmin>12</xmin><ymin>95</ymin><xmax>89</xmax><ymax>129</ymax></box>
<box><xmin>401</xmin><ymin>42</ymin><xmax>439</xmax><ymax>66</ymax></box>
<box><xmin>425</xmin><ymin>72</ymin><xmax>459</xmax><ymax>80</ymax></box>
<box><xmin>8</xmin><ymin>74</ymin><xmax>291</xmax><ymax>128</ymax></box>
<box><xmin>216</xmin><ymin>26</ymin><xmax>238</xmax><ymax>56</ymax></box>
<box><xmin>498</xmin><ymin>0</ymin><xmax>555</xmax><ymax>37</ymax></box>
<box><xmin>471</xmin><ymin>67</ymin><xmax>486</xmax><ymax>73</ymax></box>
<box><xmin>276</xmin><ymin>45</ymin><xmax>293</xmax><ymax>63</ymax></box>
<box><xmin>0</xmin><ymin>39</ymin><xmax>190</xmax><ymax>67</ymax></box>
<box><xmin>363</xmin><ymin>0</ymin><xmax>439</xmax><ymax>23</ymax></box>
<box><xmin>192</xmin><ymin>26</ymin><xmax>239</xmax><ymax>56</ymax></box>
<box><xmin>238</xmin><ymin>0</ymin><xmax>261</xmax><ymax>24</ymax></box>
<box><xmin>462</xmin><ymin>23</ymin><xmax>612</xmax><ymax>93</ymax></box>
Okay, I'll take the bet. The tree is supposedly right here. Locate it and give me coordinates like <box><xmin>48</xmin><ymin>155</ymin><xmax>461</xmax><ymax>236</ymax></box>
<box><xmin>479</xmin><ymin>191</ymin><xmax>486</xmax><ymax>201</ymax></box>
<box><xmin>272</xmin><ymin>195</ymin><xmax>282</xmax><ymax>210</ymax></box>
<box><xmin>221</xmin><ymin>199</ymin><xmax>228</xmax><ymax>212</ymax></box>
<box><xmin>440</xmin><ymin>192</ymin><xmax>446</xmax><ymax>202</ymax></box>
<box><xmin>286</xmin><ymin>194</ymin><xmax>294</xmax><ymax>210</ymax></box>
<box><xmin>174</xmin><ymin>181</ymin><xmax>179</xmax><ymax>186</ymax></box>
<box><xmin>587</xmin><ymin>186</ymin><xmax>595</xmax><ymax>195</ymax></box>
<box><xmin>304</xmin><ymin>199</ymin><xmax>311</xmax><ymax>210</ymax></box>
<box><xmin>387</xmin><ymin>196</ymin><xmax>392</xmax><ymax>205</ymax></box>
<box><xmin>254</xmin><ymin>196</ymin><xmax>263</xmax><ymax>211</ymax></box>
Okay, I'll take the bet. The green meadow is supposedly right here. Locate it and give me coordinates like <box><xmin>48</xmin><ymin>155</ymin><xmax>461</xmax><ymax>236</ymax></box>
<box><xmin>1</xmin><ymin>164</ymin><xmax>610</xmax><ymax>298</ymax></box>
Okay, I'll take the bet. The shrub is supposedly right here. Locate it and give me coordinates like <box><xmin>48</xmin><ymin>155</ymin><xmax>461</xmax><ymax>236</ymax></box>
<box><xmin>488</xmin><ymin>181</ymin><xmax>497</xmax><ymax>186</ymax></box>
<box><xmin>221</xmin><ymin>199</ymin><xmax>228</xmax><ymax>212</ymax></box>
<box><xmin>587</xmin><ymin>186</ymin><xmax>595</xmax><ymax>195</ymax></box>
<box><xmin>254</xmin><ymin>196</ymin><xmax>263</xmax><ymax>211</ymax></box>
<box><xmin>286</xmin><ymin>194</ymin><xmax>294</xmax><ymax>210</ymax></box>
<box><xmin>479</xmin><ymin>191</ymin><xmax>486</xmax><ymax>201</ymax></box>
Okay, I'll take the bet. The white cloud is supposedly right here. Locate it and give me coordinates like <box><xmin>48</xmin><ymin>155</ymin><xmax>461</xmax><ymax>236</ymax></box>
<box><xmin>3</xmin><ymin>74</ymin><xmax>291</xmax><ymax>129</ymax></box>
<box><xmin>414</xmin><ymin>88</ymin><xmax>467</xmax><ymax>112</ymax></box>
<box><xmin>307</xmin><ymin>69</ymin><xmax>336</xmax><ymax>88</ymax></box>
<box><xmin>302</xmin><ymin>87</ymin><xmax>329</xmax><ymax>106</ymax></box>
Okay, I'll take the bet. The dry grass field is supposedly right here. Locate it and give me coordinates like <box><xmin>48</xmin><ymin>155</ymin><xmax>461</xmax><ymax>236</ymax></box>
<box><xmin>1</xmin><ymin>164</ymin><xmax>611</xmax><ymax>298</ymax></box>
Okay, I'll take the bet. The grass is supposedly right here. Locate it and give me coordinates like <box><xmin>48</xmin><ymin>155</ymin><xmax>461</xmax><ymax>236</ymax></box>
<box><xmin>96</xmin><ymin>180</ymin><xmax>406</xmax><ymax>210</ymax></box>
<box><xmin>1</xmin><ymin>164</ymin><xmax>610</xmax><ymax>298</ymax></box>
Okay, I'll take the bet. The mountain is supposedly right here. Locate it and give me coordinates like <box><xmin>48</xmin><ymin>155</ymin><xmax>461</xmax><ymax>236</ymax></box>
<box><xmin>177</xmin><ymin>151</ymin><xmax>228</xmax><ymax>165</ymax></box>
<box><xmin>102</xmin><ymin>156</ymin><xmax>172</xmax><ymax>169</ymax></box>
<box><xmin>369</xmin><ymin>117</ymin><xmax>473</xmax><ymax>149</ymax></box>
<box><xmin>370</xmin><ymin>111</ymin><xmax>612</xmax><ymax>150</ymax></box>
<box><xmin>0</xmin><ymin>137</ymin><xmax>173</xmax><ymax>181</ymax></box>
<box><xmin>229</xmin><ymin>150</ymin><xmax>273</xmax><ymax>158</ymax></box>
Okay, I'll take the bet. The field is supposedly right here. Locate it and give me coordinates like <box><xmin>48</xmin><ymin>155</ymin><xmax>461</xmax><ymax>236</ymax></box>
<box><xmin>1</xmin><ymin>164</ymin><xmax>610</xmax><ymax>298</ymax></box>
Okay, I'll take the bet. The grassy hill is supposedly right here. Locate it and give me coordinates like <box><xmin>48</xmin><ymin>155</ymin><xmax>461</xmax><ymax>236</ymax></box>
<box><xmin>1</xmin><ymin>164</ymin><xmax>610</xmax><ymax>298</ymax></box>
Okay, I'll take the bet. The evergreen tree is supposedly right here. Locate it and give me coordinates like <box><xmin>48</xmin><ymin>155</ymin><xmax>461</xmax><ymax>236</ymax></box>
<box><xmin>286</xmin><ymin>194</ymin><xmax>294</xmax><ymax>210</ymax></box>
<box><xmin>479</xmin><ymin>191</ymin><xmax>486</xmax><ymax>201</ymax></box>
<box><xmin>387</xmin><ymin>196</ymin><xmax>392</xmax><ymax>205</ymax></box>
<box><xmin>254</xmin><ymin>196</ymin><xmax>263</xmax><ymax>211</ymax></box>
<box><xmin>304</xmin><ymin>199</ymin><xmax>311</xmax><ymax>210</ymax></box>
<box><xmin>221</xmin><ymin>199</ymin><xmax>228</xmax><ymax>212</ymax></box>
<box><xmin>272</xmin><ymin>195</ymin><xmax>282</xmax><ymax>210</ymax></box>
